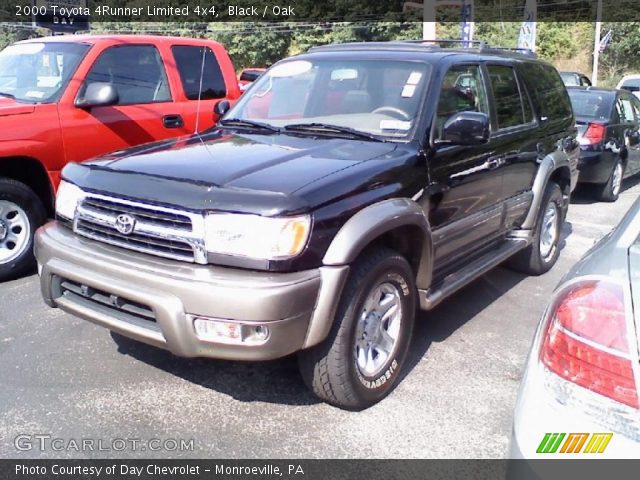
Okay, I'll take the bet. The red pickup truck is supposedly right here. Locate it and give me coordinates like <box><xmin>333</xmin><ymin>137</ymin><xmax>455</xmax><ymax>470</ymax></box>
<box><xmin>0</xmin><ymin>34</ymin><xmax>240</xmax><ymax>280</ymax></box>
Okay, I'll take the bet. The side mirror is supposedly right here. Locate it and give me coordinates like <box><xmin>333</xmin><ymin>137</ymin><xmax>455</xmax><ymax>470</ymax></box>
<box><xmin>75</xmin><ymin>82</ymin><xmax>118</xmax><ymax>109</ymax></box>
<box><xmin>440</xmin><ymin>111</ymin><xmax>490</xmax><ymax>146</ymax></box>
<box><xmin>214</xmin><ymin>99</ymin><xmax>231</xmax><ymax>117</ymax></box>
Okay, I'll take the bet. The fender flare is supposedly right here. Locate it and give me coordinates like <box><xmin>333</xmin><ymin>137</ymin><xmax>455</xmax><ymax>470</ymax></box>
<box><xmin>323</xmin><ymin>197</ymin><xmax>433</xmax><ymax>290</ymax></box>
<box><xmin>521</xmin><ymin>151</ymin><xmax>571</xmax><ymax>230</ymax></box>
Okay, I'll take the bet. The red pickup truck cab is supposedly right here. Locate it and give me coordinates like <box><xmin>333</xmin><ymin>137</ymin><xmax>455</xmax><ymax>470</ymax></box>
<box><xmin>0</xmin><ymin>34</ymin><xmax>240</xmax><ymax>280</ymax></box>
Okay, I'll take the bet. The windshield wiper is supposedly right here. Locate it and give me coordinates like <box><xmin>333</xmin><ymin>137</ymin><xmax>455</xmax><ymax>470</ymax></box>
<box><xmin>284</xmin><ymin>123</ymin><xmax>385</xmax><ymax>142</ymax></box>
<box><xmin>219</xmin><ymin>118</ymin><xmax>280</xmax><ymax>133</ymax></box>
<box><xmin>0</xmin><ymin>91</ymin><xmax>16</xmax><ymax>99</ymax></box>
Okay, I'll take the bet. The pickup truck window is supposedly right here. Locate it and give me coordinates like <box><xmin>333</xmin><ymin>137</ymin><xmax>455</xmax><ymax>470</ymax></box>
<box><xmin>82</xmin><ymin>45</ymin><xmax>171</xmax><ymax>105</ymax></box>
<box><xmin>0</xmin><ymin>42</ymin><xmax>89</xmax><ymax>103</ymax></box>
<box><xmin>227</xmin><ymin>59</ymin><xmax>431</xmax><ymax>140</ymax></box>
<box><xmin>172</xmin><ymin>46</ymin><xmax>227</xmax><ymax>100</ymax></box>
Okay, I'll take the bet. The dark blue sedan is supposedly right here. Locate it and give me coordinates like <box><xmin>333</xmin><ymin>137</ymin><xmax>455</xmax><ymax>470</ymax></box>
<box><xmin>568</xmin><ymin>86</ymin><xmax>640</xmax><ymax>202</ymax></box>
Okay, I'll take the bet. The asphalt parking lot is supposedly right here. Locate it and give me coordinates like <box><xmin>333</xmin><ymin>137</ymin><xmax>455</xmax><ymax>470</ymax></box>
<box><xmin>1</xmin><ymin>179</ymin><xmax>639</xmax><ymax>459</ymax></box>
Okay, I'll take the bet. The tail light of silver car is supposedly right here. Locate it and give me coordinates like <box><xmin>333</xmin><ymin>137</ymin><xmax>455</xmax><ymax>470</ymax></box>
<box><xmin>538</xmin><ymin>278</ymin><xmax>639</xmax><ymax>409</ymax></box>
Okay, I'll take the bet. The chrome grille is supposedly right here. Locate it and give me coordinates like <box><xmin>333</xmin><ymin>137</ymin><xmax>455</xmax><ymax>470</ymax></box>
<box><xmin>82</xmin><ymin>197</ymin><xmax>193</xmax><ymax>231</ymax></box>
<box><xmin>73</xmin><ymin>195</ymin><xmax>206</xmax><ymax>263</ymax></box>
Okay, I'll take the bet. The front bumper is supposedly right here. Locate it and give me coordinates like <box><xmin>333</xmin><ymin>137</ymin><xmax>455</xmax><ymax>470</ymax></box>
<box><xmin>35</xmin><ymin>222</ymin><xmax>348</xmax><ymax>361</ymax></box>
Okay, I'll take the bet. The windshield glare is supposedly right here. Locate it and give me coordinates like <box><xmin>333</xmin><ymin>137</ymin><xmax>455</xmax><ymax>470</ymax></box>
<box><xmin>0</xmin><ymin>42</ymin><xmax>89</xmax><ymax>103</ymax></box>
<box><xmin>227</xmin><ymin>59</ymin><xmax>431</xmax><ymax>139</ymax></box>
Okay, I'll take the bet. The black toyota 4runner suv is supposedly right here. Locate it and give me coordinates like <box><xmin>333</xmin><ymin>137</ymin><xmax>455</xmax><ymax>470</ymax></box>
<box><xmin>35</xmin><ymin>41</ymin><xmax>578</xmax><ymax>410</ymax></box>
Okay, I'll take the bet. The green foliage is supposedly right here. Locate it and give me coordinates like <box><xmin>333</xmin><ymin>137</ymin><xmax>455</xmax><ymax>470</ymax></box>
<box><xmin>600</xmin><ymin>22</ymin><xmax>640</xmax><ymax>84</ymax></box>
<box><xmin>0</xmin><ymin>26</ymin><xmax>45</xmax><ymax>50</ymax></box>
<box><xmin>209</xmin><ymin>23</ymin><xmax>290</xmax><ymax>68</ymax></box>
<box><xmin>536</xmin><ymin>23</ymin><xmax>580</xmax><ymax>61</ymax></box>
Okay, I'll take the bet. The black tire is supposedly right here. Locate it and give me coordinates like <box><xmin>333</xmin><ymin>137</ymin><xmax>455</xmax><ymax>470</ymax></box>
<box><xmin>507</xmin><ymin>182</ymin><xmax>564</xmax><ymax>276</ymax></box>
<box><xmin>0</xmin><ymin>178</ymin><xmax>47</xmax><ymax>281</ymax></box>
<box><xmin>596</xmin><ymin>159</ymin><xmax>624</xmax><ymax>202</ymax></box>
<box><xmin>298</xmin><ymin>247</ymin><xmax>416</xmax><ymax>410</ymax></box>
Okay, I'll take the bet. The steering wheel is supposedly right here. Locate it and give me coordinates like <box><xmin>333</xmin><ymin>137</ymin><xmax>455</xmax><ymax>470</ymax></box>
<box><xmin>371</xmin><ymin>106</ymin><xmax>411</xmax><ymax>121</ymax></box>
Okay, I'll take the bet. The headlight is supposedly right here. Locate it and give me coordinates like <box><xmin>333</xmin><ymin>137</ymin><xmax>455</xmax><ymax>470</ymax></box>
<box><xmin>55</xmin><ymin>180</ymin><xmax>85</xmax><ymax>220</ymax></box>
<box><xmin>204</xmin><ymin>213</ymin><xmax>310</xmax><ymax>260</ymax></box>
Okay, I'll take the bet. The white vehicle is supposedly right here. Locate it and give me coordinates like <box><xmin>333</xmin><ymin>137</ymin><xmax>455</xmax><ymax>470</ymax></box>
<box><xmin>617</xmin><ymin>74</ymin><xmax>640</xmax><ymax>100</ymax></box>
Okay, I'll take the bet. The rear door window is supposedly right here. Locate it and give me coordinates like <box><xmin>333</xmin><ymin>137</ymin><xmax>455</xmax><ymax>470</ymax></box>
<box><xmin>172</xmin><ymin>45</ymin><xmax>226</xmax><ymax>100</ymax></box>
<box><xmin>619</xmin><ymin>95</ymin><xmax>637</xmax><ymax>123</ymax></box>
<box><xmin>487</xmin><ymin>65</ymin><xmax>531</xmax><ymax>129</ymax></box>
<box><xmin>520</xmin><ymin>62</ymin><xmax>573</xmax><ymax>126</ymax></box>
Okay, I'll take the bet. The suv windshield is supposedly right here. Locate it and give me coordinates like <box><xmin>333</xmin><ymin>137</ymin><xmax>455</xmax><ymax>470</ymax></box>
<box><xmin>0</xmin><ymin>42</ymin><xmax>90</xmax><ymax>103</ymax></box>
<box><xmin>226</xmin><ymin>58</ymin><xmax>431</xmax><ymax>140</ymax></box>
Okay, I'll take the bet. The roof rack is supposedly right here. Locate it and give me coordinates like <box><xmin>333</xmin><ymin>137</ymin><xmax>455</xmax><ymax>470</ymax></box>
<box><xmin>308</xmin><ymin>40</ymin><xmax>537</xmax><ymax>58</ymax></box>
<box><xmin>481</xmin><ymin>46</ymin><xmax>537</xmax><ymax>57</ymax></box>
<box><xmin>401</xmin><ymin>39</ymin><xmax>487</xmax><ymax>48</ymax></box>
<box><xmin>400</xmin><ymin>39</ymin><xmax>537</xmax><ymax>57</ymax></box>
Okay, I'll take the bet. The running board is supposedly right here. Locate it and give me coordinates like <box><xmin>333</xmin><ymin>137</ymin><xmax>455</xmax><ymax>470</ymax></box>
<box><xmin>418</xmin><ymin>239</ymin><xmax>529</xmax><ymax>311</ymax></box>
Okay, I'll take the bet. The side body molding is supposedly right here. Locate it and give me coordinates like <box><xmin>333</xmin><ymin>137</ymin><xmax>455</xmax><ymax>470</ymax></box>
<box><xmin>521</xmin><ymin>151</ymin><xmax>571</xmax><ymax>231</ymax></box>
<box><xmin>323</xmin><ymin>198</ymin><xmax>433</xmax><ymax>290</ymax></box>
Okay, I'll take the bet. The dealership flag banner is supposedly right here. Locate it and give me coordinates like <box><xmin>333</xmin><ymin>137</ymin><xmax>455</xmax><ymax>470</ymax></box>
<box><xmin>599</xmin><ymin>29</ymin><xmax>613</xmax><ymax>52</ymax></box>
<box><xmin>460</xmin><ymin>0</ymin><xmax>474</xmax><ymax>47</ymax></box>
<box><xmin>517</xmin><ymin>0</ymin><xmax>537</xmax><ymax>50</ymax></box>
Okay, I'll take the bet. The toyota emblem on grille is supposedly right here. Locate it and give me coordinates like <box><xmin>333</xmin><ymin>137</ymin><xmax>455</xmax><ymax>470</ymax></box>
<box><xmin>115</xmin><ymin>214</ymin><xmax>136</xmax><ymax>235</ymax></box>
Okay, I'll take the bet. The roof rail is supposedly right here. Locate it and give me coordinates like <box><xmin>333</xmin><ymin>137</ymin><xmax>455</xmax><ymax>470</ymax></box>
<box><xmin>480</xmin><ymin>46</ymin><xmax>537</xmax><ymax>57</ymax></box>
<box><xmin>308</xmin><ymin>40</ymin><xmax>537</xmax><ymax>58</ymax></box>
<box><xmin>399</xmin><ymin>39</ymin><xmax>536</xmax><ymax>57</ymax></box>
<box><xmin>401</xmin><ymin>39</ymin><xmax>487</xmax><ymax>49</ymax></box>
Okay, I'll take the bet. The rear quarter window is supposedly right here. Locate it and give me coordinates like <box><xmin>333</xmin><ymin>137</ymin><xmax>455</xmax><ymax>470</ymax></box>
<box><xmin>171</xmin><ymin>45</ymin><xmax>226</xmax><ymax>100</ymax></box>
<box><xmin>520</xmin><ymin>62</ymin><xmax>574</xmax><ymax>128</ymax></box>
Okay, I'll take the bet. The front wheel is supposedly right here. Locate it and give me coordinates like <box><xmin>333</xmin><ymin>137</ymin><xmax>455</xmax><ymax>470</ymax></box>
<box><xmin>298</xmin><ymin>248</ymin><xmax>416</xmax><ymax>410</ymax></box>
<box><xmin>507</xmin><ymin>182</ymin><xmax>564</xmax><ymax>276</ymax></box>
<box><xmin>0</xmin><ymin>178</ymin><xmax>47</xmax><ymax>281</ymax></box>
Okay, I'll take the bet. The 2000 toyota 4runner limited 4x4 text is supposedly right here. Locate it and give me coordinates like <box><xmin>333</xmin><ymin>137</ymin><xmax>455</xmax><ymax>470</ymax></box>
<box><xmin>35</xmin><ymin>41</ymin><xmax>579</xmax><ymax>410</ymax></box>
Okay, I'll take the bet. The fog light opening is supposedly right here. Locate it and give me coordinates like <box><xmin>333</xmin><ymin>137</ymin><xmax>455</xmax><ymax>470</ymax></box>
<box><xmin>193</xmin><ymin>318</ymin><xmax>242</xmax><ymax>344</ymax></box>
<box><xmin>253</xmin><ymin>325</ymin><xmax>269</xmax><ymax>341</ymax></box>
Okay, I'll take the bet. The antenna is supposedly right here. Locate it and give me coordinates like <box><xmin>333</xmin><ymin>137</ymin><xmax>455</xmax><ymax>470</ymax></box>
<box><xmin>194</xmin><ymin>46</ymin><xmax>206</xmax><ymax>134</ymax></box>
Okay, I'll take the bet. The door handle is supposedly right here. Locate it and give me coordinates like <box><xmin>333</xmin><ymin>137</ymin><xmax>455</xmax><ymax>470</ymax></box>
<box><xmin>163</xmin><ymin>114</ymin><xmax>184</xmax><ymax>129</ymax></box>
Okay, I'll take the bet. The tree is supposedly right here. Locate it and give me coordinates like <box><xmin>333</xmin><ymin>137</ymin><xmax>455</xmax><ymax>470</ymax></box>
<box><xmin>600</xmin><ymin>22</ymin><xmax>640</xmax><ymax>85</ymax></box>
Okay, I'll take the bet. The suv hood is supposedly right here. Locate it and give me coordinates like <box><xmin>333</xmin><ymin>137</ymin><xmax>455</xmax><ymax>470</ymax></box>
<box><xmin>63</xmin><ymin>130</ymin><xmax>401</xmax><ymax>216</ymax></box>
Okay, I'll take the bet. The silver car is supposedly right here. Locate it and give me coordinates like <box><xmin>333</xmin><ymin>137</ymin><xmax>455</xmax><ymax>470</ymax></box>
<box><xmin>511</xmin><ymin>198</ymin><xmax>640</xmax><ymax>458</ymax></box>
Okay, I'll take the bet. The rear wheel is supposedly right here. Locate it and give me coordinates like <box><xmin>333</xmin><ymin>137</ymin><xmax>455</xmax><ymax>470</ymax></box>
<box><xmin>508</xmin><ymin>182</ymin><xmax>563</xmax><ymax>276</ymax></box>
<box><xmin>298</xmin><ymin>248</ymin><xmax>416</xmax><ymax>410</ymax></box>
<box><xmin>597</xmin><ymin>159</ymin><xmax>623</xmax><ymax>202</ymax></box>
<box><xmin>0</xmin><ymin>178</ymin><xmax>47</xmax><ymax>281</ymax></box>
